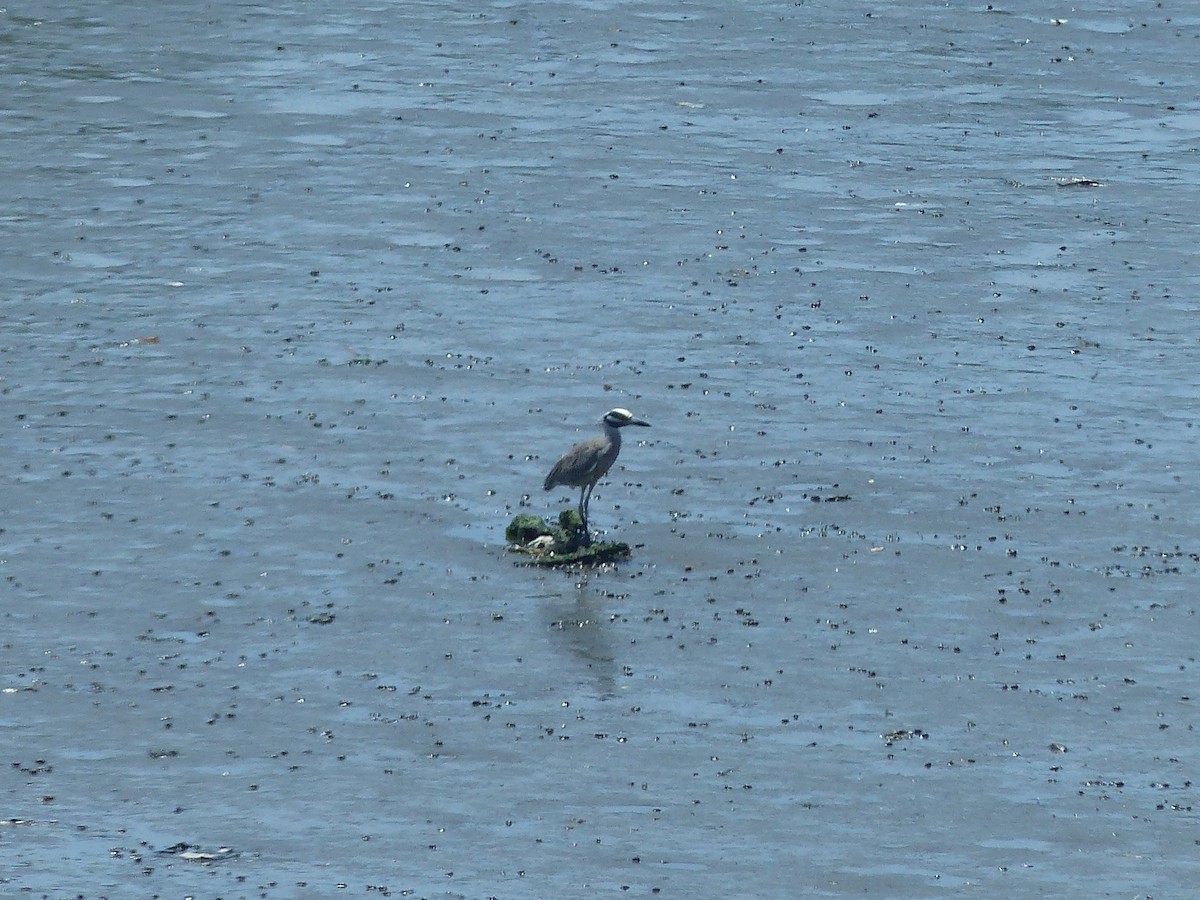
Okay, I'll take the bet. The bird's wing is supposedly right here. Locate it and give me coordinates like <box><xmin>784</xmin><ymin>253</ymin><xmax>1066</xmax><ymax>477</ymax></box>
<box><xmin>543</xmin><ymin>439</ymin><xmax>607</xmax><ymax>490</ymax></box>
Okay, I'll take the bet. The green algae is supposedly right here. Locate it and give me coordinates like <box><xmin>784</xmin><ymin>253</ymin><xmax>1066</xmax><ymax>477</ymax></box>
<box><xmin>506</xmin><ymin>510</ymin><xmax>632</xmax><ymax>568</ymax></box>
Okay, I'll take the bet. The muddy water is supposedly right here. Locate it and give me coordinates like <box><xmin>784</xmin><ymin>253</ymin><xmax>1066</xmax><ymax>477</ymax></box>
<box><xmin>3</xmin><ymin>1</ymin><xmax>1198</xmax><ymax>896</ymax></box>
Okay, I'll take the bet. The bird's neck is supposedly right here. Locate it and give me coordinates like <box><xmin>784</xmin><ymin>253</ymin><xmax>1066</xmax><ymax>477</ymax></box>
<box><xmin>603</xmin><ymin>422</ymin><xmax>623</xmax><ymax>449</ymax></box>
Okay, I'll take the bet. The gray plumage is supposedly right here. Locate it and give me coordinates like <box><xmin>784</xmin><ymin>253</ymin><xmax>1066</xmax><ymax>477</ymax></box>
<box><xmin>543</xmin><ymin>408</ymin><xmax>650</xmax><ymax>535</ymax></box>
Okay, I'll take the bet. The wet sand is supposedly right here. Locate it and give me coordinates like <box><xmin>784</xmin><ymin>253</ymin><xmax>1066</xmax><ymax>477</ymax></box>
<box><xmin>3</xmin><ymin>1</ymin><xmax>1198</xmax><ymax>896</ymax></box>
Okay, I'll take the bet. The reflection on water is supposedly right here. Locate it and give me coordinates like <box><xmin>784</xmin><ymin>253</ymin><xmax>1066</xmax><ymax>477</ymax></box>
<box><xmin>542</xmin><ymin>584</ymin><xmax>620</xmax><ymax>699</ymax></box>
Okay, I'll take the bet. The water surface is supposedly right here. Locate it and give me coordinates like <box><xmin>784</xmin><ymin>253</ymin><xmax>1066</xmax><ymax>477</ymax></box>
<box><xmin>2</xmin><ymin>1</ymin><xmax>1198</xmax><ymax>896</ymax></box>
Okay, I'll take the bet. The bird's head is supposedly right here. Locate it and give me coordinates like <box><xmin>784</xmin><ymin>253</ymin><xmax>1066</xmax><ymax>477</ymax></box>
<box><xmin>603</xmin><ymin>408</ymin><xmax>651</xmax><ymax>428</ymax></box>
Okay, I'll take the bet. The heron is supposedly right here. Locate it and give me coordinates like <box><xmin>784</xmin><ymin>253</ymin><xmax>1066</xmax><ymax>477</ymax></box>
<box><xmin>543</xmin><ymin>408</ymin><xmax>650</xmax><ymax>539</ymax></box>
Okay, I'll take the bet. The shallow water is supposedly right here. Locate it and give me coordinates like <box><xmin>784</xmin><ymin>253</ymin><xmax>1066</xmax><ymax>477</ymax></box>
<box><xmin>3</xmin><ymin>1</ymin><xmax>1199</xmax><ymax>896</ymax></box>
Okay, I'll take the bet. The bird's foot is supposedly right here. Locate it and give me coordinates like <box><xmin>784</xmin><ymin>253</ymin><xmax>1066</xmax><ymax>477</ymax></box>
<box><xmin>576</xmin><ymin>513</ymin><xmax>593</xmax><ymax>547</ymax></box>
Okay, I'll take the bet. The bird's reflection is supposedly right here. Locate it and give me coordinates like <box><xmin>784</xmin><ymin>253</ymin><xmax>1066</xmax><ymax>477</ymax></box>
<box><xmin>540</xmin><ymin>580</ymin><xmax>619</xmax><ymax>699</ymax></box>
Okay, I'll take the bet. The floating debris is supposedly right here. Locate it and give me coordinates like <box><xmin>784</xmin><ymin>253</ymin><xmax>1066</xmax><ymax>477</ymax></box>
<box><xmin>1052</xmin><ymin>176</ymin><xmax>1103</xmax><ymax>188</ymax></box>
<box><xmin>157</xmin><ymin>842</ymin><xmax>237</xmax><ymax>863</ymax></box>
<box><xmin>811</xmin><ymin>493</ymin><xmax>851</xmax><ymax>503</ymax></box>
<box><xmin>524</xmin><ymin>534</ymin><xmax>556</xmax><ymax>555</ymax></box>
<box><xmin>883</xmin><ymin>728</ymin><xmax>928</xmax><ymax>745</ymax></box>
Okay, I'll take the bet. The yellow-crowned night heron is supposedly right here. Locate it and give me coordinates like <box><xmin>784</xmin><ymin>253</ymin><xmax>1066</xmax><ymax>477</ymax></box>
<box><xmin>543</xmin><ymin>408</ymin><xmax>650</xmax><ymax>536</ymax></box>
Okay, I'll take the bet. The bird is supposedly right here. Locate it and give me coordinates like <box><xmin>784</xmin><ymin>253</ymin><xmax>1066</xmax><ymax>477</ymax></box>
<box><xmin>543</xmin><ymin>408</ymin><xmax>650</xmax><ymax>540</ymax></box>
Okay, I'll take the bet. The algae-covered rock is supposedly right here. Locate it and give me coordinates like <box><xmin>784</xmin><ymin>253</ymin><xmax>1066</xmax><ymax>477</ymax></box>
<box><xmin>522</xmin><ymin>539</ymin><xmax>632</xmax><ymax>568</ymax></box>
<box><xmin>506</xmin><ymin>513</ymin><xmax>555</xmax><ymax>545</ymax></box>
<box><xmin>506</xmin><ymin>511</ymin><xmax>633</xmax><ymax>568</ymax></box>
<box><xmin>557</xmin><ymin>508</ymin><xmax>585</xmax><ymax>535</ymax></box>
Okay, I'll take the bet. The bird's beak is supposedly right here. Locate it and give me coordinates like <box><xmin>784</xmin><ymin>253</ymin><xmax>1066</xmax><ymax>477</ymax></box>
<box><xmin>632</xmin><ymin>418</ymin><xmax>651</xmax><ymax>427</ymax></box>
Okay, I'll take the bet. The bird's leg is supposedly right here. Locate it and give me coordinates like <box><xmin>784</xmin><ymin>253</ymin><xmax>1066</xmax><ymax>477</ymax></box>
<box><xmin>580</xmin><ymin>483</ymin><xmax>594</xmax><ymax>545</ymax></box>
<box><xmin>577</xmin><ymin>486</ymin><xmax>590</xmax><ymax>545</ymax></box>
